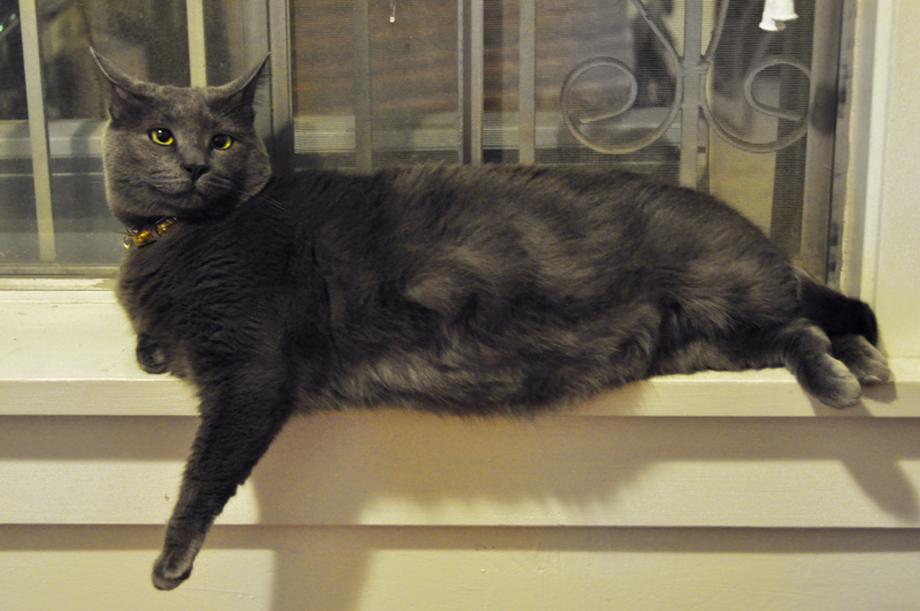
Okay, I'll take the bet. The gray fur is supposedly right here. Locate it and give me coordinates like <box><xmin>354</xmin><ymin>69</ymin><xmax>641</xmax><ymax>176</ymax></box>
<box><xmin>91</xmin><ymin>50</ymin><xmax>888</xmax><ymax>590</ymax></box>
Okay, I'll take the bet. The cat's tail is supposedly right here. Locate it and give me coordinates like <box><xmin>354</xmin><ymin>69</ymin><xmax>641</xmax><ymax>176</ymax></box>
<box><xmin>795</xmin><ymin>267</ymin><xmax>879</xmax><ymax>345</ymax></box>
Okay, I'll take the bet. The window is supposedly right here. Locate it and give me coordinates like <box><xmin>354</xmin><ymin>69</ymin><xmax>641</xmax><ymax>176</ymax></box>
<box><xmin>0</xmin><ymin>0</ymin><xmax>851</xmax><ymax>282</ymax></box>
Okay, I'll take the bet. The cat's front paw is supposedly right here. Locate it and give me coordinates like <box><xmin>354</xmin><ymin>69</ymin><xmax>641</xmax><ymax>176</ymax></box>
<box><xmin>152</xmin><ymin>550</ymin><xmax>193</xmax><ymax>591</ymax></box>
<box><xmin>136</xmin><ymin>334</ymin><xmax>168</xmax><ymax>375</ymax></box>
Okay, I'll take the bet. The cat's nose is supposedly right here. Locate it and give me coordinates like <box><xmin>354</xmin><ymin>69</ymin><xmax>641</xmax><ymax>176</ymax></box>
<box><xmin>183</xmin><ymin>164</ymin><xmax>210</xmax><ymax>182</ymax></box>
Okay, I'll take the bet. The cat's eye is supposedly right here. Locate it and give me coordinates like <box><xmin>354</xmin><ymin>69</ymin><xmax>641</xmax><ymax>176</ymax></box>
<box><xmin>211</xmin><ymin>134</ymin><xmax>234</xmax><ymax>150</ymax></box>
<box><xmin>148</xmin><ymin>128</ymin><xmax>175</xmax><ymax>147</ymax></box>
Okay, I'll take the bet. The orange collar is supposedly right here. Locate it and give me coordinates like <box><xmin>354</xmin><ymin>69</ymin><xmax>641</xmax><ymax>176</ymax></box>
<box><xmin>123</xmin><ymin>217</ymin><xmax>178</xmax><ymax>249</ymax></box>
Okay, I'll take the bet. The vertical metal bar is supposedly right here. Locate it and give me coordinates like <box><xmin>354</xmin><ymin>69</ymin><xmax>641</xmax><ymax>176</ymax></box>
<box><xmin>19</xmin><ymin>0</ymin><xmax>56</xmax><ymax>262</ymax></box>
<box><xmin>827</xmin><ymin>0</ymin><xmax>858</xmax><ymax>289</ymax></box>
<box><xmin>353</xmin><ymin>0</ymin><xmax>373</xmax><ymax>172</ymax></box>
<box><xmin>799</xmin><ymin>0</ymin><xmax>844</xmax><ymax>282</ymax></box>
<box><xmin>679</xmin><ymin>0</ymin><xmax>704</xmax><ymax>189</ymax></box>
<box><xmin>518</xmin><ymin>0</ymin><xmax>536</xmax><ymax>164</ymax></box>
<box><xmin>186</xmin><ymin>0</ymin><xmax>208</xmax><ymax>87</ymax></box>
<box><xmin>457</xmin><ymin>0</ymin><xmax>470</xmax><ymax>163</ymax></box>
<box><xmin>460</xmin><ymin>0</ymin><xmax>484</xmax><ymax>164</ymax></box>
<box><xmin>457</xmin><ymin>0</ymin><xmax>465</xmax><ymax>162</ymax></box>
<box><xmin>470</xmin><ymin>0</ymin><xmax>484</xmax><ymax>164</ymax></box>
<box><xmin>768</xmin><ymin>17</ymin><xmax>809</xmax><ymax>258</ymax></box>
<box><xmin>268</xmin><ymin>0</ymin><xmax>294</xmax><ymax>175</ymax></box>
<box><xmin>460</xmin><ymin>0</ymin><xmax>471</xmax><ymax>163</ymax></box>
<box><xmin>243</xmin><ymin>1</ymin><xmax>273</xmax><ymax>155</ymax></box>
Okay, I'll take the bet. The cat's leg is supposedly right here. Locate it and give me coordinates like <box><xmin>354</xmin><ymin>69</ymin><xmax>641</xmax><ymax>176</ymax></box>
<box><xmin>654</xmin><ymin>320</ymin><xmax>861</xmax><ymax>408</ymax></box>
<box><xmin>651</xmin><ymin>338</ymin><xmax>742</xmax><ymax>376</ymax></box>
<box><xmin>152</xmin><ymin>376</ymin><xmax>293</xmax><ymax>590</ymax></box>
<box><xmin>773</xmin><ymin>319</ymin><xmax>861</xmax><ymax>408</ymax></box>
<box><xmin>831</xmin><ymin>334</ymin><xmax>892</xmax><ymax>384</ymax></box>
<box><xmin>136</xmin><ymin>332</ymin><xmax>168</xmax><ymax>374</ymax></box>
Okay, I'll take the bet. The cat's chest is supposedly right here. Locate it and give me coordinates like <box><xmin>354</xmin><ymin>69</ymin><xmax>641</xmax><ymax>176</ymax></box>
<box><xmin>118</xmin><ymin>248</ymin><xmax>228</xmax><ymax>335</ymax></box>
<box><xmin>119</xmin><ymin>260</ymin><xmax>246</xmax><ymax>379</ymax></box>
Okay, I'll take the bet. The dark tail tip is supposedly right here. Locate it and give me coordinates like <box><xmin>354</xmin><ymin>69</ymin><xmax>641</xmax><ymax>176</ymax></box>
<box><xmin>852</xmin><ymin>300</ymin><xmax>879</xmax><ymax>346</ymax></box>
<box><xmin>798</xmin><ymin>271</ymin><xmax>879</xmax><ymax>345</ymax></box>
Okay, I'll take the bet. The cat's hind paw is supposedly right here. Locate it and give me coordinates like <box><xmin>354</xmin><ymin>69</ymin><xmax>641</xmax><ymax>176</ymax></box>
<box><xmin>832</xmin><ymin>334</ymin><xmax>892</xmax><ymax>385</ymax></box>
<box><xmin>799</xmin><ymin>353</ymin><xmax>862</xmax><ymax>409</ymax></box>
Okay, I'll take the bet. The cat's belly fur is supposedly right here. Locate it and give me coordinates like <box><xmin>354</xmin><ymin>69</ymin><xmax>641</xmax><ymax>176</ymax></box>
<box><xmin>314</xmin><ymin>300</ymin><xmax>665</xmax><ymax>415</ymax></box>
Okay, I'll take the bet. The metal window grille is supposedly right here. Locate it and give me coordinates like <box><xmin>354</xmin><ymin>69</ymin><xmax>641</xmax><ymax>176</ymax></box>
<box><xmin>0</xmin><ymin>0</ymin><xmax>852</xmax><ymax>282</ymax></box>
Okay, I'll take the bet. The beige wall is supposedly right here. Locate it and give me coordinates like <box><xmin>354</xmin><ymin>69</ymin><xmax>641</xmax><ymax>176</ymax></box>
<box><xmin>3</xmin><ymin>411</ymin><xmax>920</xmax><ymax>610</ymax></box>
<box><xmin>5</xmin><ymin>526</ymin><xmax>920</xmax><ymax>611</ymax></box>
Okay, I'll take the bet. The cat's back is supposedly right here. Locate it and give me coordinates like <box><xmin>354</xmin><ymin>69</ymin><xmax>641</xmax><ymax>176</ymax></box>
<box><xmin>299</xmin><ymin>164</ymin><xmax>643</xmax><ymax>259</ymax></box>
<box><xmin>286</xmin><ymin>164</ymin><xmax>784</xmax><ymax>305</ymax></box>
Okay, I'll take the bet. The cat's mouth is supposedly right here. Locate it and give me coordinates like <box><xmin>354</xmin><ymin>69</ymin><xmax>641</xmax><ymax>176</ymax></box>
<box><xmin>150</xmin><ymin>180</ymin><xmax>197</xmax><ymax>198</ymax></box>
<box><xmin>151</xmin><ymin>178</ymin><xmax>230</xmax><ymax>200</ymax></box>
<box><xmin>148</xmin><ymin>177</ymin><xmax>239</xmax><ymax>215</ymax></box>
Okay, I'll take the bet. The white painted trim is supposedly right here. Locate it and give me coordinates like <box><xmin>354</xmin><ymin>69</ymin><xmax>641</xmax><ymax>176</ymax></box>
<box><xmin>845</xmin><ymin>1</ymin><xmax>895</xmax><ymax>306</ymax></box>
<box><xmin>4</xmin><ymin>414</ymin><xmax>920</xmax><ymax>527</ymax></box>
<box><xmin>1</xmin><ymin>359</ymin><xmax>916</xmax><ymax>418</ymax></box>
<box><xmin>6</xmin><ymin>528</ymin><xmax>920</xmax><ymax>610</ymax></box>
<box><xmin>852</xmin><ymin>1</ymin><xmax>920</xmax><ymax>357</ymax></box>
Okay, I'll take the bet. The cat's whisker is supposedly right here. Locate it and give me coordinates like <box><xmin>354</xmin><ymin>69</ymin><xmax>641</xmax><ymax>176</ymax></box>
<box><xmin>215</xmin><ymin>183</ymin><xmax>286</xmax><ymax>213</ymax></box>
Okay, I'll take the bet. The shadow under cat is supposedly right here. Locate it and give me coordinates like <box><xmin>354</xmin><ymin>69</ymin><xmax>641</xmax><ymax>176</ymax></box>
<box><xmin>0</xmin><ymin>409</ymin><xmax>917</xmax><ymax>610</ymax></box>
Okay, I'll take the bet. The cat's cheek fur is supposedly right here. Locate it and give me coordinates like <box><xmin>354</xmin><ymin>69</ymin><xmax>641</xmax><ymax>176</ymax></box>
<box><xmin>238</xmin><ymin>140</ymin><xmax>271</xmax><ymax>200</ymax></box>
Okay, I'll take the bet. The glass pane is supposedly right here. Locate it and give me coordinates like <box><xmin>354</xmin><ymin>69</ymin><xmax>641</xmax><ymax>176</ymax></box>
<box><xmin>483</xmin><ymin>0</ymin><xmax>680</xmax><ymax>166</ymax></box>
<box><xmin>43</xmin><ymin>0</ymin><xmax>189</xmax><ymax>120</ymax></box>
<box><xmin>292</xmin><ymin>0</ymin><xmax>355</xmax><ymax>167</ymax></box>
<box><xmin>0</xmin><ymin>1</ymin><xmax>38</xmax><ymax>265</ymax></box>
<box><xmin>483</xmin><ymin>0</ymin><xmax>519</xmax><ymax>163</ymax></box>
<box><xmin>203</xmin><ymin>0</ymin><xmax>247</xmax><ymax>85</ymax></box>
<box><xmin>532</xmin><ymin>0</ymin><xmax>680</xmax><ymax>178</ymax></box>
<box><xmin>705</xmin><ymin>0</ymin><xmax>815</xmax><ymax>254</ymax></box>
<box><xmin>290</xmin><ymin>0</ymin><xmax>459</xmax><ymax>168</ymax></box>
<box><xmin>0</xmin><ymin>156</ymin><xmax>39</xmax><ymax>265</ymax></box>
<box><xmin>0</xmin><ymin>1</ymin><xmax>27</xmax><ymax>120</ymax></box>
<box><xmin>369</xmin><ymin>0</ymin><xmax>458</xmax><ymax>166</ymax></box>
<box><xmin>35</xmin><ymin>0</ymin><xmax>191</xmax><ymax>267</ymax></box>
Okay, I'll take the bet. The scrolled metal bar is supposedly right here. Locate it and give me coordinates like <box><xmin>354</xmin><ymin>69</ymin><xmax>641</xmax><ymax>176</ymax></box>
<box><xmin>700</xmin><ymin>1</ymin><xmax>810</xmax><ymax>153</ymax></box>
<box><xmin>701</xmin><ymin>54</ymin><xmax>810</xmax><ymax>153</ymax></box>
<box><xmin>559</xmin><ymin>0</ymin><xmax>682</xmax><ymax>155</ymax></box>
<box><xmin>559</xmin><ymin>0</ymin><xmax>812</xmax><ymax>156</ymax></box>
<box><xmin>742</xmin><ymin>57</ymin><xmax>809</xmax><ymax>122</ymax></box>
<box><xmin>568</xmin><ymin>58</ymin><xmax>638</xmax><ymax>125</ymax></box>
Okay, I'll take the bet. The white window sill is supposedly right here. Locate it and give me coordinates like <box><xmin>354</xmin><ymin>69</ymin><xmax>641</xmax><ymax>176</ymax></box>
<box><xmin>1</xmin><ymin>290</ymin><xmax>917</xmax><ymax>418</ymax></box>
<box><xmin>3</xmin><ymin>290</ymin><xmax>920</xmax><ymax>530</ymax></box>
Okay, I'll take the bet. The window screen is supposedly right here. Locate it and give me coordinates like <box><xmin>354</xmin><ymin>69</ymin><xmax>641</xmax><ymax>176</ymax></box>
<box><xmin>0</xmin><ymin>0</ymin><xmax>848</xmax><ymax>281</ymax></box>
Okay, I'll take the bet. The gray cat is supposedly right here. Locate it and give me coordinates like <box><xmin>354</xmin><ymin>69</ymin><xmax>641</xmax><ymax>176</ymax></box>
<box><xmin>91</xmin><ymin>49</ymin><xmax>890</xmax><ymax>590</ymax></box>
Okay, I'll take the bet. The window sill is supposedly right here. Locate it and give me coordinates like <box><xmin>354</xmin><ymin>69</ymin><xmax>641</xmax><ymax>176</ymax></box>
<box><xmin>1</xmin><ymin>290</ymin><xmax>917</xmax><ymax>418</ymax></box>
<box><xmin>3</xmin><ymin>290</ymin><xmax>920</xmax><ymax>529</ymax></box>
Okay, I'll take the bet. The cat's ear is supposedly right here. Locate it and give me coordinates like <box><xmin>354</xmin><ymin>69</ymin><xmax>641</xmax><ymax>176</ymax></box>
<box><xmin>207</xmin><ymin>55</ymin><xmax>270</xmax><ymax>125</ymax></box>
<box><xmin>90</xmin><ymin>47</ymin><xmax>153</xmax><ymax>123</ymax></box>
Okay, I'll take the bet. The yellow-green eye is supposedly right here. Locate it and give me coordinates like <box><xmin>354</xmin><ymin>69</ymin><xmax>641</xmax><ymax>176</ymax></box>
<box><xmin>148</xmin><ymin>128</ymin><xmax>175</xmax><ymax>146</ymax></box>
<box><xmin>211</xmin><ymin>134</ymin><xmax>233</xmax><ymax>150</ymax></box>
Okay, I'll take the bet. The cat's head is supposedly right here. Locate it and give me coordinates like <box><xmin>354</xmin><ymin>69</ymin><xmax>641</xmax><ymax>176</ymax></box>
<box><xmin>91</xmin><ymin>48</ymin><xmax>271</xmax><ymax>226</ymax></box>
